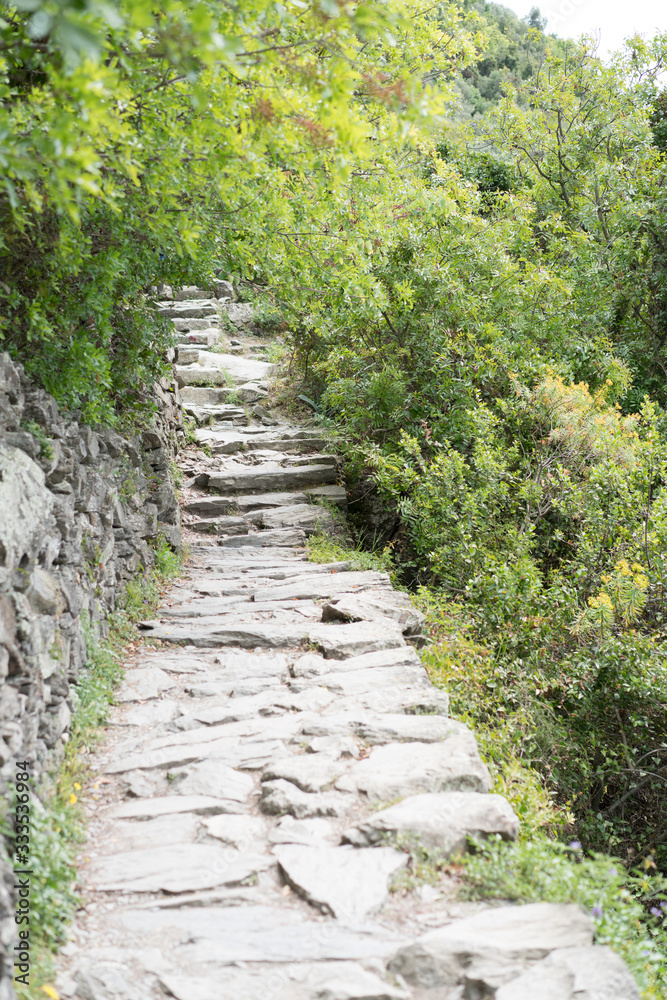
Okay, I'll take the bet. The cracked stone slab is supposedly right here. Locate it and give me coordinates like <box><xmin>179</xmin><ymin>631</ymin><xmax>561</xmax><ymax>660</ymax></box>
<box><xmin>139</xmin><ymin>621</ymin><xmax>310</xmax><ymax>648</ymax></box>
<box><xmin>322</xmin><ymin>589</ymin><xmax>425</xmax><ymax>636</ymax></box>
<box><xmin>189</xmin><ymin>515</ymin><xmax>249</xmax><ymax>535</ymax></box>
<box><xmin>159</xmin><ymin>300</ymin><xmax>219</xmax><ymax>318</ymax></box>
<box><xmin>103</xmin><ymin>735</ymin><xmax>289</xmax><ymax>775</ymax></box>
<box><xmin>117</xmin><ymin>905</ymin><xmax>409</xmax><ymax>964</ymax></box>
<box><xmin>268</xmin><ymin>816</ymin><xmax>337</xmax><ymax>847</ymax></box>
<box><xmin>336</xmin><ymin>685</ymin><xmax>449</xmax><ymax>717</ymax></box>
<box><xmin>348</xmin><ymin>791</ymin><xmax>519</xmax><ymax>854</ymax></box>
<box><xmin>495</xmin><ymin>945</ymin><xmax>640</xmax><ymax>1000</ymax></box>
<box><xmin>218</xmin><ymin>527</ymin><xmax>306</xmax><ymax>548</ymax></box>
<box><xmin>348</xmin><ymin>713</ymin><xmax>451</xmax><ymax>745</ymax></box>
<box><xmin>263</xmin><ymin>753</ymin><xmax>346</xmax><ymax>792</ymax></box>
<box><xmin>306</xmin><ymin>664</ymin><xmax>427</xmax><ymax>696</ymax></box>
<box><xmin>103</xmin><ymin>814</ymin><xmax>200</xmax><ymax>853</ymax></box>
<box><xmin>89</xmin><ymin>843</ymin><xmax>273</xmax><ymax>893</ymax></box>
<box><xmin>70</xmin><ymin>957</ymin><xmax>152</xmax><ymax>1000</ymax></box>
<box><xmin>260</xmin><ymin>779</ymin><xmax>354</xmax><ymax>818</ymax></box>
<box><xmin>155</xmin><ymin>963</ymin><xmax>408</xmax><ymax>1000</ymax></box>
<box><xmin>308</xmin><ymin>621</ymin><xmax>406</xmax><ymax>659</ymax></box>
<box><xmin>196</xmin><ymin>350</ymin><xmax>275</xmax><ymax>384</ymax></box>
<box><xmin>113</xmin><ymin>700</ymin><xmax>180</xmax><ymax>727</ymax></box>
<box><xmin>388</xmin><ymin>902</ymin><xmax>594</xmax><ymax>991</ymax></box>
<box><xmin>208</xmin><ymin>464</ymin><xmax>337</xmax><ymax>494</ymax></box>
<box><xmin>203</xmin><ymin>814</ymin><xmax>269</xmax><ymax>852</ymax></box>
<box><xmin>302</xmin><ymin>734</ymin><xmax>361</xmax><ymax>759</ymax></box>
<box><xmin>298</xmin><ymin>962</ymin><xmax>410</xmax><ymax>1000</ymax></box>
<box><xmin>253</xmin><ymin>571</ymin><xmax>391</xmax><ymax>603</ymax></box>
<box><xmin>116</xmin><ymin>667</ymin><xmax>176</xmax><ymax>702</ymax></box>
<box><xmin>340</xmin><ymin>729</ymin><xmax>491</xmax><ymax>800</ymax></box>
<box><xmin>185</xmin><ymin>694</ymin><xmax>286</xmax><ymax>727</ymax></box>
<box><xmin>167</xmin><ymin>760</ymin><xmax>256</xmax><ymax>801</ymax></box>
<box><xmin>139</xmin><ymin>652</ymin><xmax>215</xmax><ymax>673</ymax></box>
<box><xmin>291</xmin><ymin>645</ymin><xmax>420</xmax><ymax>679</ymax></box>
<box><xmin>260</xmin><ymin>504</ymin><xmax>334</xmax><ymax>532</ymax></box>
<box><xmin>273</xmin><ymin>844</ymin><xmax>407</xmax><ymax>923</ymax></box>
<box><xmin>161</xmin><ymin>595</ymin><xmax>254</xmax><ymax>618</ymax></box>
<box><xmin>148</xmin><ymin>710</ymin><xmax>297</xmax><ymax>750</ymax></box>
<box><xmin>108</xmin><ymin>794</ymin><xmax>243</xmax><ymax>820</ymax></box>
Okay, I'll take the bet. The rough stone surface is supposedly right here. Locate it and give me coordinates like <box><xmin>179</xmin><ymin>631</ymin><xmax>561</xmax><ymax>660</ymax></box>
<box><xmin>273</xmin><ymin>844</ymin><xmax>407</xmax><ymax>922</ymax></box>
<box><xmin>263</xmin><ymin>753</ymin><xmax>345</xmax><ymax>792</ymax></box>
<box><xmin>389</xmin><ymin>902</ymin><xmax>594</xmax><ymax>990</ymax></box>
<box><xmin>343</xmin><ymin>730</ymin><xmax>492</xmax><ymax>799</ymax></box>
<box><xmin>322</xmin><ymin>589</ymin><xmax>425</xmax><ymax>635</ymax></box>
<box><xmin>90</xmin><ymin>844</ymin><xmax>272</xmax><ymax>892</ymax></box>
<box><xmin>260</xmin><ymin>779</ymin><xmax>353</xmax><ymax>818</ymax></box>
<box><xmin>253</xmin><ymin>570</ymin><xmax>392</xmax><ymax>603</ymax></box>
<box><xmin>349</xmin><ymin>791</ymin><xmax>519</xmax><ymax>853</ymax></box>
<box><xmin>496</xmin><ymin>945</ymin><xmax>640</xmax><ymax>1000</ymax></box>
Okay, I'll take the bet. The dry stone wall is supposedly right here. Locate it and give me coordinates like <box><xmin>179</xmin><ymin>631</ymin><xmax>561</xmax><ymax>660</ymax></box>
<box><xmin>0</xmin><ymin>353</ymin><xmax>183</xmax><ymax>998</ymax></box>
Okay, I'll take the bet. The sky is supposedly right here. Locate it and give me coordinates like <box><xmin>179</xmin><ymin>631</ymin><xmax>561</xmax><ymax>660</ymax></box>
<box><xmin>500</xmin><ymin>0</ymin><xmax>666</xmax><ymax>58</ymax></box>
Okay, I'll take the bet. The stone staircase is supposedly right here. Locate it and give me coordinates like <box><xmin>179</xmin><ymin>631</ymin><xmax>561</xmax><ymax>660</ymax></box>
<box><xmin>53</xmin><ymin>291</ymin><xmax>639</xmax><ymax>1000</ymax></box>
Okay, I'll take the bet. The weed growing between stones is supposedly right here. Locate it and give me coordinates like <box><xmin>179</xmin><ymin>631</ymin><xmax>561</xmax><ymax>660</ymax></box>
<box><xmin>307</xmin><ymin>529</ymin><xmax>395</xmax><ymax>575</ymax></box>
<box><xmin>12</xmin><ymin>537</ymin><xmax>184</xmax><ymax>1000</ymax></box>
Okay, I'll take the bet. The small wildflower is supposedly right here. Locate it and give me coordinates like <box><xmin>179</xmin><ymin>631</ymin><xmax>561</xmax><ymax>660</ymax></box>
<box><xmin>569</xmin><ymin>841</ymin><xmax>582</xmax><ymax>850</ymax></box>
<box><xmin>74</xmin><ymin>782</ymin><xmax>81</xmax><ymax>790</ymax></box>
<box><xmin>650</xmin><ymin>907</ymin><xmax>661</xmax><ymax>916</ymax></box>
<box><xmin>69</xmin><ymin>792</ymin><xmax>77</xmax><ymax>805</ymax></box>
<box><xmin>591</xmin><ymin>905</ymin><xmax>603</xmax><ymax>919</ymax></box>
<box><xmin>660</xmin><ymin>902</ymin><xmax>667</xmax><ymax>912</ymax></box>
<box><xmin>608</xmin><ymin>868</ymin><xmax>618</xmax><ymax>876</ymax></box>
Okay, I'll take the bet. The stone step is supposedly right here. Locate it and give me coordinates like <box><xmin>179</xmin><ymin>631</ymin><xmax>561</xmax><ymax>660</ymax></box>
<box><xmin>183</xmin><ymin>494</ymin><xmax>301</xmax><ymax>516</ymax></box>
<box><xmin>186</xmin><ymin>563</ymin><xmax>350</xmax><ymax>586</ymax></box>
<box><xmin>254</xmin><ymin>504</ymin><xmax>334</xmax><ymax>534</ymax></box>
<box><xmin>181</xmin><ymin>386</ymin><xmax>238</xmax><ymax>405</ymax></box>
<box><xmin>183</xmin><ymin>489</ymin><xmax>343</xmax><ymax>516</ymax></box>
<box><xmin>389</xmin><ymin>902</ymin><xmax>595</xmax><ymax>995</ymax></box>
<box><xmin>348</xmin><ymin>790</ymin><xmax>519</xmax><ymax>855</ymax></box>
<box><xmin>141</xmin><ymin>618</ymin><xmax>404</xmax><ymax>654</ymax></box>
<box><xmin>217</xmin><ymin>527</ymin><xmax>306</xmax><ymax>548</ymax></box>
<box><xmin>283</xmin><ymin>453</ymin><xmax>337</xmax><ymax>467</ymax></box>
<box><xmin>226</xmin><ymin>302</ymin><xmax>256</xmax><ymax>326</ymax></box>
<box><xmin>307</xmin><ymin>484</ymin><xmax>347</xmax><ymax>508</ymax></box>
<box><xmin>272</xmin><ymin>844</ymin><xmax>406</xmax><ymax>923</ymax></box>
<box><xmin>175</xmin><ymin>365</ymin><xmax>230</xmax><ymax>387</ymax></box>
<box><xmin>177</xmin><ymin>330</ymin><xmax>221</xmax><ymax>347</ymax></box>
<box><xmin>195</xmin><ymin>431</ymin><xmax>329</xmax><ymax>456</ymax></box>
<box><xmin>322</xmin><ymin>588</ymin><xmax>424</xmax><ymax>635</ymax></box>
<box><xmin>188</xmin><ymin>516</ymin><xmax>250</xmax><ymax>536</ymax></box>
<box><xmin>172</xmin><ymin>317</ymin><xmax>221</xmax><ymax>331</ymax></box>
<box><xmin>183</xmin><ymin>405</ymin><xmax>248</xmax><ymax>426</ymax></box>
<box><xmin>176</xmin><ymin>346</ymin><xmax>204</xmax><ymax>364</ymax></box>
<box><xmin>236</xmin><ymin>382</ymin><xmax>269</xmax><ymax>403</ymax></box>
<box><xmin>196</xmin><ymin>351</ymin><xmax>274</xmax><ymax>385</ymax></box>
<box><xmin>252</xmin><ymin>570</ymin><xmax>392</xmax><ymax>603</ymax></box>
<box><xmin>174</xmin><ymin>286</ymin><xmax>214</xmax><ymax>301</ymax></box>
<box><xmin>159</xmin><ymin>300</ymin><xmax>219</xmax><ymax>318</ymax></box>
<box><xmin>207</xmin><ymin>464</ymin><xmax>338</xmax><ymax>494</ymax></box>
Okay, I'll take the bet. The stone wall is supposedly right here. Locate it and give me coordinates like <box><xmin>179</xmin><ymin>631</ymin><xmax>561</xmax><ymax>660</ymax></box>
<box><xmin>0</xmin><ymin>353</ymin><xmax>183</xmax><ymax>998</ymax></box>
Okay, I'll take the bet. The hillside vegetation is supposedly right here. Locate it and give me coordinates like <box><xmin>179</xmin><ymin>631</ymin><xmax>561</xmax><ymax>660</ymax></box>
<box><xmin>3</xmin><ymin>0</ymin><xmax>667</xmax><ymax>990</ymax></box>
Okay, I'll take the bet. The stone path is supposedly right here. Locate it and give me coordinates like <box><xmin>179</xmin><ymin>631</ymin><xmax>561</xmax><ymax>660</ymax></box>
<box><xmin>54</xmin><ymin>290</ymin><xmax>639</xmax><ymax>1000</ymax></box>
